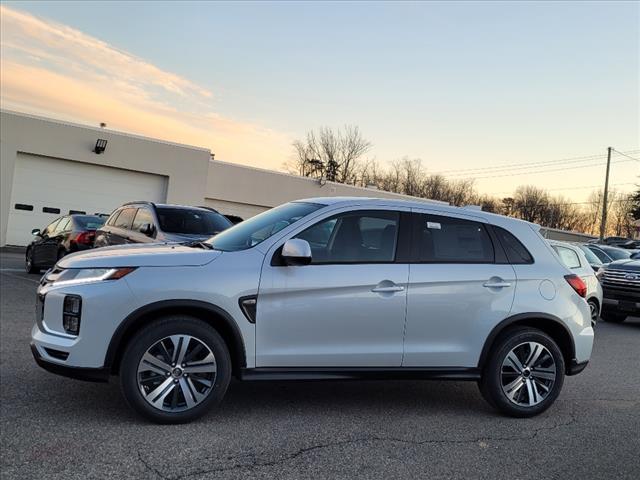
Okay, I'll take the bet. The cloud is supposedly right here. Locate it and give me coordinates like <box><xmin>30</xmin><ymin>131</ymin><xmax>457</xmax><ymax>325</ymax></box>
<box><xmin>0</xmin><ymin>5</ymin><xmax>291</xmax><ymax>168</ymax></box>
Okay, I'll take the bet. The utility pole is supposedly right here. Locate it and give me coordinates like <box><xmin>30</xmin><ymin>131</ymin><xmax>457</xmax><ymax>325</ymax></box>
<box><xmin>599</xmin><ymin>147</ymin><xmax>613</xmax><ymax>240</ymax></box>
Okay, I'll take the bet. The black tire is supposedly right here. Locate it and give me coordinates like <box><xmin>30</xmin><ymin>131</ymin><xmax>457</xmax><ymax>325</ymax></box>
<box><xmin>25</xmin><ymin>248</ymin><xmax>39</xmax><ymax>274</ymax></box>
<box><xmin>601</xmin><ymin>310</ymin><xmax>627</xmax><ymax>323</ymax></box>
<box><xmin>120</xmin><ymin>315</ymin><xmax>231</xmax><ymax>424</ymax></box>
<box><xmin>478</xmin><ymin>327</ymin><xmax>565</xmax><ymax>418</ymax></box>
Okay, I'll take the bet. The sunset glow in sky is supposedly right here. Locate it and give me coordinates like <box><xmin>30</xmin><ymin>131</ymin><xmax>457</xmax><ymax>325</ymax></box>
<box><xmin>1</xmin><ymin>1</ymin><xmax>638</xmax><ymax>200</ymax></box>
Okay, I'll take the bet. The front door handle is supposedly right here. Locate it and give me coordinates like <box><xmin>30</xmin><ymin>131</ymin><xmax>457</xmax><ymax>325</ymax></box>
<box><xmin>371</xmin><ymin>285</ymin><xmax>405</xmax><ymax>293</ymax></box>
<box><xmin>483</xmin><ymin>281</ymin><xmax>512</xmax><ymax>288</ymax></box>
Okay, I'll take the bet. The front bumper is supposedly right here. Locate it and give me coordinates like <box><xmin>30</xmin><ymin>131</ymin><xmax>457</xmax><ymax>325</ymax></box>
<box><xmin>31</xmin><ymin>343</ymin><xmax>109</xmax><ymax>382</ymax></box>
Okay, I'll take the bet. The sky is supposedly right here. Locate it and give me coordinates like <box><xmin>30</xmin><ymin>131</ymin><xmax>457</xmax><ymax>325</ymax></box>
<box><xmin>1</xmin><ymin>1</ymin><xmax>638</xmax><ymax>201</ymax></box>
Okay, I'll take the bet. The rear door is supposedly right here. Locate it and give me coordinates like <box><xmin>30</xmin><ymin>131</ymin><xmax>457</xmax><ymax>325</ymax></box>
<box><xmin>403</xmin><ymin>211</ymin><xmax>516</xmax><ymax>367</ymax></box>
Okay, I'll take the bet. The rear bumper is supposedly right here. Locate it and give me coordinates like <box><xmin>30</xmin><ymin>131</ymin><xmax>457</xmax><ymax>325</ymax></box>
<box><xmin>31</xmin><ymin>343</ymin><xmax>109</xmax><ymax>382</ymax></box>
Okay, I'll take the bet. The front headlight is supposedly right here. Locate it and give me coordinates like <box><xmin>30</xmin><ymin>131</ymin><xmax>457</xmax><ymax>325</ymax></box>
<box><xmin>49</xmin><ymin>267</ymin><xmax>136</xmax><ymax>287</ymax></box>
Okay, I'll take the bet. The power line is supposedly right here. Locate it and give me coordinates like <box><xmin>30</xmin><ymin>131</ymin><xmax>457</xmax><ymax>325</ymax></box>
<box><xmin>612</xmin><ymin>149</ymin><xmax>640</xmax><ymax>162</ymax></box>
<box><xmin>492</xmin><ymin>182</ymin><xmax>636</xmax><ymax>195</ymax></box>
<box><xmin>431</xmin><ymin>150</ymin><xmax>640</xmax><ymax>175</ymax></box>
<box><xmin>459</xmin><ymin>158</ymin><xmax>637</xmax><ymax>180</ymax></box>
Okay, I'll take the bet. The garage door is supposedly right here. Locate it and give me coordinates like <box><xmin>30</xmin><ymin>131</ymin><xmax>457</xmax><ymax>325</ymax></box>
<box><xmin>6</xmin><ymin>154</ymin><xmax>167</xmax><ymax>246</ymax></box>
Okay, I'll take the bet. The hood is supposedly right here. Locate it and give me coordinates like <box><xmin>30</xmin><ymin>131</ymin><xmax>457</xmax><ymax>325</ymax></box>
<box><xmin>606</xmin><ymin>259</ymin><xmax>640</xmax><ymax>272</ymax></box>
<box><xmin>57</xmin><ymin>243</ymin><xmax>222</xmax><ymax>269</ymax></box>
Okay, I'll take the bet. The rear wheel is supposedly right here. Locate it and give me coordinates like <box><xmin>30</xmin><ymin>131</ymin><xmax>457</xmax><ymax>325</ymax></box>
<box><xmin>479</xmin><ymin>327</ymin><xmax>565</xmax><ymax>417</ymax></box>
<box><xmin>587</xmin><ymin>299</ymin><xmax>599</xmax><ymax>327</ymax></box>
<box><xmin>25</xmin><ymin>249</ymin><xmax>39</xmax><ymax>274</ymax></box>
<box><xmin>120</xmin><ymin>315</ymin><xmax>231</xmax><ymax>424</ymax></box>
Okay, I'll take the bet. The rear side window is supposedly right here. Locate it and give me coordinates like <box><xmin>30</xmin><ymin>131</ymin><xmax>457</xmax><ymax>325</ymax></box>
<box><xmin>493</xmin><ymin>226</ymin><xmax>534</xmax><ymax>264</ymax></box>
<box><xmin>552</xmin><ymin>246</ymin><xmax>581</xmax><ymax>269</ymax></box>
<box><xmin>106</xmin><ymin>210</ymin><xmax>122</xmax><ymax>226</ymax></box>
<box><xmin>114</xmin><ymin>208</ymin><xmax>137</xmax><ymax>230</ymax></box>
<box><xmin>416</xmin><ymin>214</ymin><xmax>494</xmax><ymax>263</ymax></box>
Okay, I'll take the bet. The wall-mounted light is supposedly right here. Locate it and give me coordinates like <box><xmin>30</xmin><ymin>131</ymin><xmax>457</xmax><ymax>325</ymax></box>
<box><xmin>94</xmin><ymin>139</ymin><xmax>108</xmax><ymax>154</ymax></box>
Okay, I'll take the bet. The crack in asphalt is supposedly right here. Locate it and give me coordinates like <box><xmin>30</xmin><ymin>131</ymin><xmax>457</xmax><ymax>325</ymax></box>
<box><xmin>138</xmin><ymin>413</ymin><xmax>577</xmax><ymax>480</ymax></box>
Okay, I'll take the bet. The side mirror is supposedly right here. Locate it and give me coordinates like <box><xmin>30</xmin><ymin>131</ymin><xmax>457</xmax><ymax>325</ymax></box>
<box><xmin>139</xmin><ymin>223</ymin><xmax>155</xmax><ymax>237</ymax></box>
<box><xmin>31</xmin><ymin>228</ymin><xmax>41</xmax><ymax>236</ymax></box>
<box><xmin>281</xmin><ymin>239</ymin><xmax>312</xmax><ymax>266</ymax></box>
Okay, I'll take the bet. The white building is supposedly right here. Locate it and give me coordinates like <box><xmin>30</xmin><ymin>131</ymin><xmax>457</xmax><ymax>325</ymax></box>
<box><xmin>1</xmin><ymin>110</ymin><xmax>442</xmax><ymax>246</ymax></box>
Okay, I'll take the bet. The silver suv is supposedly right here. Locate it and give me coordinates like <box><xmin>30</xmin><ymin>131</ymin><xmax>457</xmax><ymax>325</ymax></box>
<box><xmin>31</xmin><ymin>197</ymin><xmax>594</xmax><ymax>423</ymax></box>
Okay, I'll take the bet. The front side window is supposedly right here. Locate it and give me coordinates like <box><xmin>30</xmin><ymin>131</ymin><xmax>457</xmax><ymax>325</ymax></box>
<box><xmin>295</xmin><ymin>210</ymin><xmax>399</xmax><ymax>264</ymax></box>
<box><xmin>114</xmin><ymin>208</ymin><xmax>137</xmax><ymax>230</ymax></box>
<box><xmin>106</xmin><ymin>209</ymin><xmax>122</xmax><ymax>226</ymax></box>
<box><xmin>44</xmin><ymin>218</ymin><xmax>61</xmax><ymax>236</ymax></box>
<box><xmin>553</xmin><ymin>246</ymin><xmax>581</xmax><ymax>269</ymax></box>
<box><xmin>209</xmin><ymin>202</ymin><xmax>323</xmax><ymax>251</ymax></box>
<box><xmin>156</xmin><ymin>207</ymin><xmax>231</xmax><ymax>235</ymax></box>
<box><xmin>417</xmin><ymin>214</ymin><xmax>494</xmax><ymax>263</ymax></box>
<box><xmin>54</xmin><ymin>217</ymin><xmax>71</xmax><ymax>233</ymax></box>
<box><xmin>132</xmin><ymin>208</ymin><xmax>154</xmax><ymax>231</ymax></box>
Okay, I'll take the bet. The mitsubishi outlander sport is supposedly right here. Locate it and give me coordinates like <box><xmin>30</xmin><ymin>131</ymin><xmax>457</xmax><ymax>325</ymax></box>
<box><xmin>31</xmin><ymin>198</ymin><xmax>594</xmax><ymax>423</ymax></box>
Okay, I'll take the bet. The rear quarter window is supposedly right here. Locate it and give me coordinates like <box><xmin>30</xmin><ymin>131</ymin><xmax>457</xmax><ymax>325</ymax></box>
<box><xmin>493</xmin><ymin>226</ymin><xmax>534</xmax><ymax>264</ymax></box>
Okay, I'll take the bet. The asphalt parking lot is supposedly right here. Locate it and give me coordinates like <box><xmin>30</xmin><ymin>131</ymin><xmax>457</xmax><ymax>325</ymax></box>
<box><xmin>1</xmin><ymin>250</ymin><xmax>639</xmax><ymax>480</ymax></box>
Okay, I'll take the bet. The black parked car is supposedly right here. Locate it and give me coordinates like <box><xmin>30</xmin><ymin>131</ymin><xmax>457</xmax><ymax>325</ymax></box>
<box><xmin>598</xmin><ymin>259</ymin><xmax>640</xmax><ymax>323</ymax></box>
<box><xmin>26</xmin><ymin>215</ymin><xmax>105</xmax><ymax>273</ymax></box>
<box><xmin>94</xmin><ymin>202</ymin><xmax>232</xmax><ymax>247</ymax></box>
<box><xmin>585</xmin><ymin>244</ymin><xmax>632</xmax><ymax>263</ymax></box>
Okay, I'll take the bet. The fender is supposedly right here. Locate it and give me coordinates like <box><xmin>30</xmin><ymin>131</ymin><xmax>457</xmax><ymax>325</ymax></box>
<box><xmin>477</xmin><ymin>312</ymin><xmax>576</xmax><ymax>371</ymax></box>
<box><xmin>104</xmin><ymin>299</ymin><xmax>246</xmax><ymax>374</ymax></box>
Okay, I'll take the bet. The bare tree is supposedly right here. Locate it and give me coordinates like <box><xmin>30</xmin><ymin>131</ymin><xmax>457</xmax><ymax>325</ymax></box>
<box><xmin>289</xmin><ymin>126</ymin><xmax>372</xmax><ymax>185</ymax></box>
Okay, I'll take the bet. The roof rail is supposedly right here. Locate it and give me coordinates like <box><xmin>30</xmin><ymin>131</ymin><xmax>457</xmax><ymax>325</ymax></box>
<box><xmin>122</xmin><ymin>201</ymin><xmax>157</xmax><ymax>208</ymax></box>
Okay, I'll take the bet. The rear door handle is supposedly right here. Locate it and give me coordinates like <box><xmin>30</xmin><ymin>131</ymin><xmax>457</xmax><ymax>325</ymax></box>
<box><xmin>483</xmin><ymin>281</ymin><xmax>512</xmax><ymax>288</ymax></box>
<box><xmin>371</xmin><ymin>285</ymin><xmax>405</xmax><ymax>293</ymax></box>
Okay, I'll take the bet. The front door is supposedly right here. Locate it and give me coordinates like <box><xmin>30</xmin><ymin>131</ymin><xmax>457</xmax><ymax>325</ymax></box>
<box><xmin>403</xmin><ymin>212</ymin><xmax>516</xmax><ymax>368</ymax></box>
<box><xmin>256</xmin><ymin>208</ymin><xmax>410</xmax><ymax>367</ymax></box>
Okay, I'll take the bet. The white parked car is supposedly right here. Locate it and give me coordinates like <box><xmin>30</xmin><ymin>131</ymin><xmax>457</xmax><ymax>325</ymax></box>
<box><xmin>31</xmin><ymin>197</ymin><xmax>594</xmax><ymax>423</ymax></box>
<box><xmin>548</xmin><ymin>240</ymin><xmax>602</xmax><ymax>326</ymax></box>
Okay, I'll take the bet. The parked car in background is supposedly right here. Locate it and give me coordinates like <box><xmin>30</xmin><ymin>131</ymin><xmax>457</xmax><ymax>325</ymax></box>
<box><xmin>597</xmin><ymin>259</ymin><xmax>640</xmax><ymax>323</ymax></box>
<box><xmin>32</xmin><ymin>197</ymin><xmax>594</xmax><ymax>423</ymax></box>
<box><xmin>549</xmin><ymin>241</ymin><xmax>602</xmax><ymax>326</ymax></box>
<box><xmin>26</xmin><ymin>215</ymin><xmax>105</xmax><ymax>273</ymax></box>
<box><xmin>94</xmin><ymin>202</ymin><xmax>232</xmax><ymax>248</ymax></box>
<box><xmin>585</xmin><ymin>244</ymin><xmax>632</xmax><ymax>263</ymax></box>
<box><xmin>574</xmin><ymin>244</ymin><xmax>606</xmax><ymax>272</ymax></box>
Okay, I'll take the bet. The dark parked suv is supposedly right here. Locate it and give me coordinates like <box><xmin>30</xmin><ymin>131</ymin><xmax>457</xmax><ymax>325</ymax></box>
<box><xmin>94</xmin><ymin>202</ymin><xmax>232</xmax><ymax>247</ymax></box>
<box><xmin>599</xmin><ymin>259</ymin><xmax>640</xmax><ymax>323</ymax></box>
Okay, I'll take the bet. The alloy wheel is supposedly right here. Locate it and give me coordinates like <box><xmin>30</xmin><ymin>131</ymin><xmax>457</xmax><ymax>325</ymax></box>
<box><xmin>501</xmin><ymin>341</ymin><xmax>556</xmax><ymax>407</ymax></box>
<box><xmin>137</xmin><ymin>335</ymin><xmax>217</xmax><ymax>412</ymax></box>
<box><xmin>588</xmin><ymin>301</ymin><xmax>598</xmax><ymax>327</ymax></box>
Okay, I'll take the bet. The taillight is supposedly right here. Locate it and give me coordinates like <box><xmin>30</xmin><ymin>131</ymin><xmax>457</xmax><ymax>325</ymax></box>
<box><xmin>565</xmin><ymin>274</ymin><xmax>587</xmax><ymax>298</ymax></box>
<box><xmin>74</xmin><ymin>231</ymin><xmax>95</xmax><ymax>245</ymax></box>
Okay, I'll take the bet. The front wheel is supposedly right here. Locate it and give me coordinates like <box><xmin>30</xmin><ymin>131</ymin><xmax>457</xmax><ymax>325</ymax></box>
<box><xmin>479</xmin><ymin>327</ymin><xmax>565</xmax><ymax>417</ymax></box>
<box><xmin>25</xmin><ymin>249</ymin><xmax>39</xmax><ymax>274</ymax></box>
<box><xmin>120</xmin><ymin>316</ymin><xmax>231</xmax><ymax>424</ymax></box>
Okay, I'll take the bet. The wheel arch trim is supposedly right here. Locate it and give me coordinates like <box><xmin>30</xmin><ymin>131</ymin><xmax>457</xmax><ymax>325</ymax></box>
<box><xmin>104</xmin><ymin>299</ymin><xmax>246</xmax><ymax>376</ymax></box>
<box><xmin>477</xmin><ymin>312</ymin><xmax>576</xmax><ymax>373</ymax></box>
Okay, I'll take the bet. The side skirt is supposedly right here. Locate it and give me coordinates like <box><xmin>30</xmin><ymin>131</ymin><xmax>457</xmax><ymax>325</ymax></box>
<box><xmin>239</xmin><ymin>367</ymin><xmax>480</xmax><ymax>382</ymax></box>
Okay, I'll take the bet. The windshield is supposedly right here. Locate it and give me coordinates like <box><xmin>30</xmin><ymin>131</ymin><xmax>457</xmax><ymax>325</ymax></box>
<box><xmin>73</xmin><ymin>215</ymin><xmax>105</xmax><ymax>230</ymax></box>
<box><xmin>578</xmin><ymin>245</ymin><xmax>603</xmax><ymax>266</ymax></box>
<box><xmin>156</xmin><ymin>207</ymin><xmax>232</xmax><ymax>235</ymax></box>
<box><xmin>208</xmin><ymin>202</ymin><xmax>323</xmax><ymax>251</ymax></box>
<box><xmin>601</xmin><ymin>246</ymin><xmax>632</xmax><ymax>260</ymax></box>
